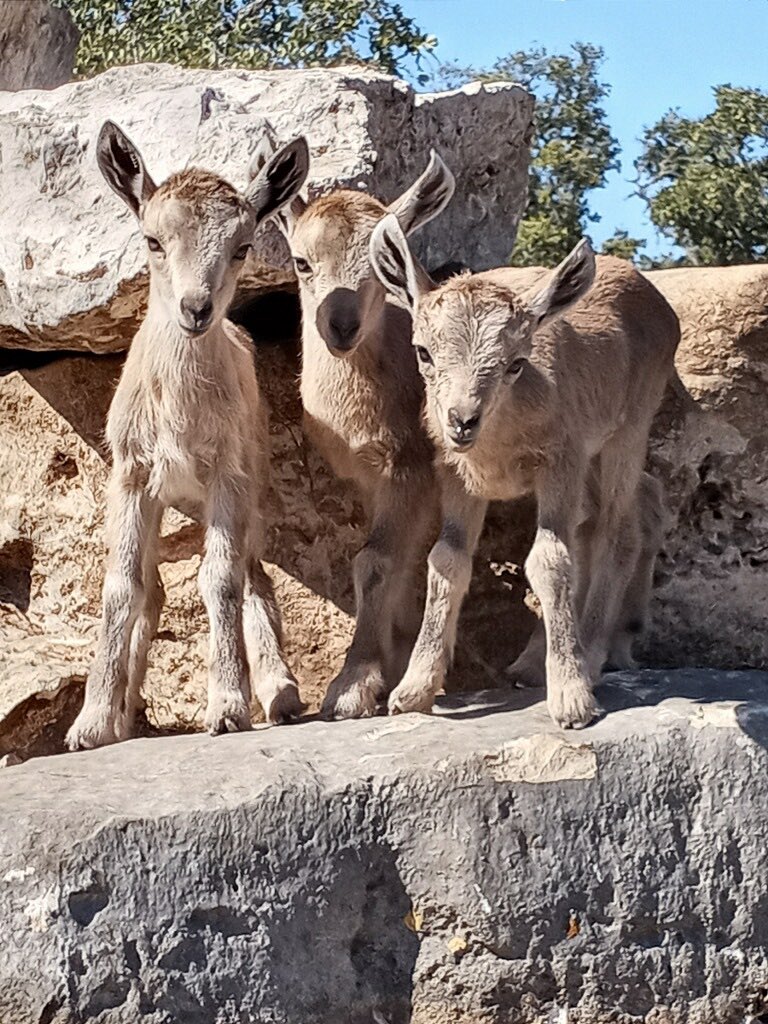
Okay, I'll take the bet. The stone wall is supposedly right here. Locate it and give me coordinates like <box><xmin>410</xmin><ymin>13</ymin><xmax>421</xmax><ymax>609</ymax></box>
<box><xmin>3</xmin><ymin>260</ymin><xmax>768</xmax><ymax>760</ymax></box>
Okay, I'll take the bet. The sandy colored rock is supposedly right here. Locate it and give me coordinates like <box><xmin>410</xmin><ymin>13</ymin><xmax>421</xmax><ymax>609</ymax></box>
<box><xmin>0</xmin><ymin>360</ymin><xmax>356</xmax><ymax>748</ymax></box>
<box><xmin>4</xmin><ymin>262</ymin><xmax>768</xmax><ymax>757</ymax></box>
<box><xmin>644</xmin><ymin>263</ymin><xmax>768</xmax><ymax>670</ymax></box>
<box><xmin>0</xmin><ymin>0</ymin><xmax>78</xmax><ymax>92</ymax></box>
<box><xmin>0</xmin><ymin>334</ymin><xmax>537</xmax><ymax>756</ymax></box>
<box><xmin>0</xmin><ymin>63</ymin><xmax>533</xmax><ymax>352</ymax></box>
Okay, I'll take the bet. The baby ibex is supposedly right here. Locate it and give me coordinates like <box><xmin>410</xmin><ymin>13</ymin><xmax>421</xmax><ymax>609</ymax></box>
<box><xmin>249</xmin><ymin>141</ymin><xmax>455</xmax><ymax>718</ymax></box>
<box><xmin>67</xmin><ymin>122</ymin><xmax>307</xmax><ymax>750</ymax></box>
<box><xmin>370</xmin><ymin>216</ymin><xmax>679</xmax><ymax>728</ymax></box>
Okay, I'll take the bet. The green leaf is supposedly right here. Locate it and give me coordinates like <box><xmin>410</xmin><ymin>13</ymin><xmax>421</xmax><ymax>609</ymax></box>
<box><xmin>635</xmin><ymin>83</ymin><xmax>768</xmax><ymax>265</ymax></box>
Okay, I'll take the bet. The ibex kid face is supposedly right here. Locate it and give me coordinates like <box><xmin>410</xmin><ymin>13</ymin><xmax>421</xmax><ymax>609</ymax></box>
<box><xmin>95</xmin><ymin>121</ymin><xmax>310</xmax><ymax>338</ymax></box>
<box><xmin>370</xmin><ymin>215</ymin><xmax>597</xmax><ymax>452</ymax></box>
<box><xmin>141</xmin><ymin>186</ymin><xmax>255</xmax><ymax>334</ymax></box>
<box><xmin>246</xmin><ymin>145</ymin><xmax>456</xmax><ymax>358</ymax></box>
<box><xmin>290</xmin><ymin>194</ymin><xmax>390</xmax><ymax>357</ymax></box>
<box><xmin>413</xmin><ymin>285</ymin><xmax>535</xmax><ymax>451</ymax></box>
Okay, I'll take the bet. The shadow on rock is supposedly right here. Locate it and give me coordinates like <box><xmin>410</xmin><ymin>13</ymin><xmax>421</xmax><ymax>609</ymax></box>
<box><xmin>436</xmin><ymin>685</ymin><xmax>542</xmax><ymax>721</ymax></box>
<box><xmin>599</xmin><ymin>667</ymin><xmax>768</xmax><ymax>750</ymax></box>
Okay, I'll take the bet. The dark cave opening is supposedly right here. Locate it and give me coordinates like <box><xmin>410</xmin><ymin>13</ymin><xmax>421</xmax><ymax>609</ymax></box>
<box><xmin>0</xmin><ymin>537</ymin><xmax>33</xmax><ymax>612</ymax></box>
<box><xmin>230</xmin><ymin>288</ymin><xmax>301</xmax><ymax>347</ymax></box>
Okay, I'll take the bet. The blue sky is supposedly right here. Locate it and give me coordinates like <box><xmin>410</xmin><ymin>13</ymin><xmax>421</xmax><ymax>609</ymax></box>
<box><xmin>399</xmin><ymin>0</ymin><xmax>768</xmax><ymax>258</ymax></box>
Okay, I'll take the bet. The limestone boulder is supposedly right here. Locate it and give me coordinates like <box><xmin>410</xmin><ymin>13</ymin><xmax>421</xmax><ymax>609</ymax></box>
<box><xmin>2</xmin><ymin>669</ymin><xmax>768</xmax><ymax>1024</ymax></box>
<box><xmin>645</xmin><ymin>263</ymin><xmax>768</xmax><ymax>670</ymax></box>
<box><xmin>0</xmin><ymin>63</ymin><xmax>533</xmax><ymax>352</ymax></box>
<box><xmin>0</xmin><ymin>0</ymin><xmax>78</xmax><ymax>92</ymax></box>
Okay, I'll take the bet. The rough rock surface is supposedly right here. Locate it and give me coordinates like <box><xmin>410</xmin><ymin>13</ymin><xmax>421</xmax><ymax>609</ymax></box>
<box><xmin>645</xmin><ymin>263</ymin><xmax>768</xmax><ymax>669</ymax></box>
<box><xmin>0</xmin><ymin>63</ymin><xmax>533</xmax><ymax>352</ymax></box>
<box><xmin>1</xmin><ymin>669</ymin><xmax>768</xmax><ymax>1024</ymax></box>
<box><xmin>0</xmin><ymin>357</ymin><xmax>356</xmax><ymax>757</ymax></box>
<box><xmin>0</xmin><ymin>0</ymin><xmax>78</xmax><ymax>92</ymax></box>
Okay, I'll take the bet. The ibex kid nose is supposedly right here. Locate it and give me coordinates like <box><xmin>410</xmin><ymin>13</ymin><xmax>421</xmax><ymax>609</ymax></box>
<box><xmin>447</xmin><ymin>407</ymin><xmax>481</xmax><ymax>447</ymax></box>
<box><xmin>179</xmin><ymin>294</ymin><xmax>214</xmax><ymax>331</ymax></box>
<box><xmin>328</xmin><ymin>315</ymin><xmax>361</xmax><ymax>350</ymax></box>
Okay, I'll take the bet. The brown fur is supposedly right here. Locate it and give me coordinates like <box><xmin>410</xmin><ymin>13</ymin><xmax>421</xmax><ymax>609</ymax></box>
<box><xmin>66</xmin><ymin>124</ymin><xmax>305</xmax><ymax>750</ymax></box>
<box><xmin>301</xmin><ymin>190</ymin><xmax>386</xmax><ymax>233</ymax></box>
<box><xmin>370</xmin><ymin>222</ymin><xmax>679</xmax><ymax>729</ymax></box>
<box><xmin>248</xmin><ymin>145</ymin><xmax>456</xmax><ymax>718</ymax></box>
<box><xmin>156</xmin><ymin>168</ymin><xmax>247</xmax><ymax>211</ymax></box>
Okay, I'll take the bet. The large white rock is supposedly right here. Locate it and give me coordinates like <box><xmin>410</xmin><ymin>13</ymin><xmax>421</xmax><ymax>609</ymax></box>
<box><xmin>0</xmin><ymin>64</ymin><xmax>534</xmax><ymax>352</ymax></box>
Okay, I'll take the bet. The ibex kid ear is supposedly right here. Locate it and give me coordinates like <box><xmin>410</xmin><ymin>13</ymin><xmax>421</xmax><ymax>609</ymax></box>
<box><xmin>246</xmin><ymin>136</ymin><xmax>309</xmax><ymax>230</ymax></box>
<box><xmin>247</xmin><ymin>129</ymin><xmax>279</xmax><ymax>183</ymax></box>
<box><xmin>369</xmin><ymin>213</ymin><xmax>420</xmax><ymax>313</ymax></box>
<box><xmin>387</xmin><ymin>149</ymin><xmax>455</xmax><ymax>236</ymax></box>
<box><xmin>96</xmin><ymin>120</ymin><xmax>157</xmax><ymax>218</ymax></box>
<box><xmin>528</xmin><ymin>238</ymin><xmax>596</xmax><ymax>326</ymax></box>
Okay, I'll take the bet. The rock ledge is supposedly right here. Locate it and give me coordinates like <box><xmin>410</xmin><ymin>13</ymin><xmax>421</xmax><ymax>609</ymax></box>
<box><xmin>2</xmin><ymin>669</ymin><xmax>767</xmax><ymax>1023</ymax></box>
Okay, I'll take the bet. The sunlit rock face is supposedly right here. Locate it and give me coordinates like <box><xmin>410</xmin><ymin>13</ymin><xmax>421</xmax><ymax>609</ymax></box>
<box><xmin>645</xmin><ymin>263</ymin><xmax>768</xmax><ymax>671</ymax></box>
<box><xmin>0</xmin><ymin>63</ymin><xmax>534</xmax><ymax>352</ymax></box>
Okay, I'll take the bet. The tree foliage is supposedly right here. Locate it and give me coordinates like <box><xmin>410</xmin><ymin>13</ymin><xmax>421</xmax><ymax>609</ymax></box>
<box><xmin>56</xmin><ymin>5</ymin><xmax>768</xmax><ymax>269</ymax></box>
<box><xmin>636</xmin><ymin>85</ymin><xmax>768</xmax><ymax>266</ymax></box>
<box><xmin>57</xmin><ymin>0</ymin><xmax>434</xmax><ymax>78</ymax></box>
<box><xmin>440</xmin><ymin>43</ymin><xmax>640</xmax><ymax>266</ymax></box>
<box><xmin>600</xmin><ymin>229</ymin><xmax>644</xmax><ymax>262</ymax></box>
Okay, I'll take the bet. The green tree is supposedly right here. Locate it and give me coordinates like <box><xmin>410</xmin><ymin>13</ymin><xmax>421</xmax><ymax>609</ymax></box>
<box><xmin>600</xmin><ymin>229</ymin><xmax>645</xmax><ymax>262</ymax></box>
<box><xmin>440</xmin><ymin>43</ymin><xmax>641</xmax><ymax>265</ymax></box>
<box><xmin>635</xmin><ymin>85</ymin><xmax>768</xmax><ymax>266</ymax></box>
<box><xmin>57</xmin><ymin>0</ymin><xmax>434</xmax><ymax>78</ymax></box>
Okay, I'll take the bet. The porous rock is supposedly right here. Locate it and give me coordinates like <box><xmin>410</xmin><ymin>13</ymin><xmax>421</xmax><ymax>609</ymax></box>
<box><xmin>0</xmin><ymin>0</ymin><xmax>78</xmax><ymax>92</ymax></box>
<box><xmin>0</xmin><ymin>357</ymin><xmax>356</xmax><ymax>755</ymax></box>
<box><xmin>644</xmin><ymin>263</ymin><xmax>768</xmax><ymax>670</ymax></box>
<box><xmin>1</xmin><ymin>670</ymin><xmax>767</xmax><ymax>1023</ymax></box>
<box><xmin>4</xmin><ymin>262</ymin><xmax>768</xmax><ymax>756</ymax></box>
<box><xmin>0</xmin><ymin>63</ymin><xmax>533</xmax><ymax>352</ymax></box>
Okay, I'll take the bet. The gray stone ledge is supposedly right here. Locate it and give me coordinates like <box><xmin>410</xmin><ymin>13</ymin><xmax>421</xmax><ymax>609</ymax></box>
<box><xmin>2</xmin><ymin>669</ymin><xmax>767</xmax><ymax>1023</ymax></box>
